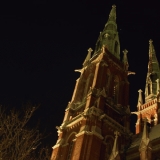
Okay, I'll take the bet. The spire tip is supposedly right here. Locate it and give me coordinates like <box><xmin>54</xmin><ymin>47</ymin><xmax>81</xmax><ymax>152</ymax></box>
<box><xmin>149</xmin><ymin>39</ymin><xmax>153</xmax><ymax>44</ymax></box>
<box><xmin>112</xmin><ymin>4</ymin><xmax>116</xmax><ymax>8</ymax></box>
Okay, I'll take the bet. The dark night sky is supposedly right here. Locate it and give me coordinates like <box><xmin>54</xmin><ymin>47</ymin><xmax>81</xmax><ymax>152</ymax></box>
<box><xmin>1</xmin><ymin>1</ymin><xmax>160</xmax><ymax>147</ymax></box>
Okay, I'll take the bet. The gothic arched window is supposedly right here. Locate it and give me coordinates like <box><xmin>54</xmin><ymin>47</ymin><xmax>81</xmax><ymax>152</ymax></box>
<box><xmin>113</xmin><ymin>76</ymin><xmax>119</xmax><ymax>104</ymax></box>
<box><xmin>147</xmin><ymin>77</ymin><xmax>152</xmax><ymax>96</ymax></box>
<box><xmin>148</xmin><ymin>83</ymin><xmax>151</xmax><ymax>95</ymax></box>
<box><xmin>104</xmin><ymin>136</ymin><xmax>114</xmax><ymax>160</ymax></box>
<box><xmin>83</xmin><ymin>74</ymin><xmax>93</xmax><ymax>100</ymax></box>
<box><xmin>66</xmin><ymin>132</ymin><xmax>76</xmax><ymax>160</ymax></box>
<box><xmin>114</xmin><ymin>41</ymin><xmax>118</xmax><ymax>56</ymax></box>
<box><xmin>105</xmin><ymin>70</ymin><xmax>111</xmax><ymax>95</ymax></box>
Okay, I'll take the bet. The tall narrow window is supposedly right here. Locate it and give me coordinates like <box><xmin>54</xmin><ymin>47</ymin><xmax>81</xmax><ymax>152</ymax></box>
<box><xmin>148</xmin><ymin>83</ymin><xmax>151</xmax><ymax>95</ymax></box>
<box><xmin>147</xmin><ymin>76</ymin><xmax>152</xmax><ymax>96</ymax></box>
<box><xmin>114</xmin><ymin>41</ymin><xmax>118</xmax><ymax>55</ymax></box>
<box><xmin>67</xmin><ymin>140</ymin><xmax>74</xmax><ymax>160</ymax></box>
<box><xmin>66</xmin><ymin>133</ymin><xmax>76</xmax><ymax>160</ymax></box>
<box><xmin>105</xmin><ymin>70</ymin><xmax>111</xmax><ymax>95</ymax></box>
<box><xmin>83</xmin><ymin>74</ymin><xmax>93</xmax><ymax>100</ymax></box>
<box><xmin>113</xmin><ymin>76</ymin><xmax>119</xmax><ymax>104</ymax></box>
<box><xmin>104</xmin><ymin>136</ymin><xmax>114</xmax><ymax>160</ymax></box>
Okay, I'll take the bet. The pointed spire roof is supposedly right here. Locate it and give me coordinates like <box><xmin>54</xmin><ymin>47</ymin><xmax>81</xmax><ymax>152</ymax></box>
<box><xmin>148</xmin><ymin>39</ymin><xmax>159</xmax><ymax>74</ymax></box>
<box><xmin>103</xmin><ymin>4</ymin><xmax>117</xmax><ymax>35</ymax></box>
<box><xmin>109</xmin><ymin>131</ymin><xmax>120</xmax><ymax>160</ymax></box>
<box><xmin>93</xmin><ymin>5</ymin><xmax>120</xmax><ymax>59</ymax></box>
<box><xmin>145</xmin><ymin>39</ymin><xmax>160</xmax><ymax>101</ymax></box>
<box><xmin>139</xmin><ymin>118</ymin><xmax>150</xmax><ymax>150</ymax></box>
<box><xmin>137</xmin><ymin>89</ymin><xmax>143</xmax><ymax>111</ymax></box>
<box><xmin>107</xmin><ymin>4</ymin><xmax>116</xmax><ymax>23</ymax></box>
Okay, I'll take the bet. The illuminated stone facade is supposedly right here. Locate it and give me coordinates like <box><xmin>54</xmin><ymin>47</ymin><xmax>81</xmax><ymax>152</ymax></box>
<box><xmin>51</xmin><ymin>5</ymin><xmax>160</xmax><ymax>160</ymax></box>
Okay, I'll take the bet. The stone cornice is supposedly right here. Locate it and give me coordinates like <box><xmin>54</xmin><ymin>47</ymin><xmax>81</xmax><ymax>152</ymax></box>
<box><xmin>100</xmin><ymin>113</ymin><xmax>131</xmax><ymax>135</ymax></box>
<box><xmin>76</xmin><ymin>130</ymin><xmax>103</xmax><ymax>140</ymax></box>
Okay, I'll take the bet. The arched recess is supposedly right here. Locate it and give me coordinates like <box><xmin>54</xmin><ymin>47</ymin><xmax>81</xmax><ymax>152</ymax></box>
<box><xmin>66</xmin><ymin>132</ymin><xmax>77</xmax><ymax>160</ymax></box>
<box><xmin>105</xmin><ymin>69</ymin><xmax>111</xmax><ymax>95</ymax></box>
<box><xmin>147</xmin><ymin>77</ymin><xmax>152</xmax><ymax>96</ymax></box>
<box><xmin>104</xmin><ymin>135</ymin><xmax>114</xmax><ymax>160</ymax></box>
<box><xmin>83</xmin><ymin>73</ymin><xmax>94</xmax><ymax>100</ymax></box>
<box><xmin>114</xmin><ymin>41</ymin><xmax>118</xmax><ymax>56</ymax></box>
<box><xmin>113</xmin><ymin>75</ymin><xmax>119</xmax><ymax>104</ymax></box>
<box><xmin>150</xmin><ymin>73</ymin><xmax>157</xmax><ymax>95</ymax></box>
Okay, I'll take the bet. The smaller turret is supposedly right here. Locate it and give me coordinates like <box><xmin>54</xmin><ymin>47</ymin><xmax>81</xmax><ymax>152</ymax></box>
<box><xmin>145</xmin><ymin>40</ymin><xmax>160</xmax><ymax>102</ymax></box>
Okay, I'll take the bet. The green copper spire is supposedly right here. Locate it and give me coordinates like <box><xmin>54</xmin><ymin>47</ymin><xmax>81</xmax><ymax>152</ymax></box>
<box><xmin>94</xmin><ymin>5</ymin><xmax>120</xmax><ymax>59</ymax></box>
<box><xmin>148</xmin><ymin>39</ymin><xmax>159</xmax><ymax>73</ymax></box>
<box><xmin>145</xmin><ymin>40</ymin><xmax>160</xmax><ymax>102</ymax></box>
<box><xmin>108</xmin><ymin>4</ymin><xmax>116</xmax><ymax>22</ymax></box>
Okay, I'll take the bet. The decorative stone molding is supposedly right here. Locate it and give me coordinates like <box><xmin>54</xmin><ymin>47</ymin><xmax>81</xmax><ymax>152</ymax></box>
<box><xmin>88</xmin><ymin>87</ymin><xmax>107</xmax><ymax>98</ymax></box>
<box><xmin>91</xmin><ymin>125</ymin><xmax>102</xmax><ymax>135</ymax></box>
<box><xmin>79</xmin><ymin>125</ymin><xmax>89</xmax><ymax>132</ymax></box>
<box><xmin>100</xmin><ymin>113</ymin><xmax>130</xmax><ymax>135</ymax></box>
<box><xmin>53</xmin><ymin>138</ymin><xmax>64</xmax><ymax>149</ymax></box>
<box><xmin>86</xmin><ymin>106</ymin><xmax>104</xmax><ymax>117</ymax></box>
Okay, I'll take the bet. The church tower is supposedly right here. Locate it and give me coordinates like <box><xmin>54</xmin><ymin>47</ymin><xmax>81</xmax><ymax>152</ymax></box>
<box><xmin>127</xmin><ymin>40</ymin><xmax>160</xmax><ymax>160</ymax></box>
<box><xmin>133</xmin><ymin>40</ymin><xmax>160</xmax><ymax>135</ymax></box>
<box><xmin>51</xmin><ymin>5</ymin><xmax>132</xmax><ymax>160</ymax></box>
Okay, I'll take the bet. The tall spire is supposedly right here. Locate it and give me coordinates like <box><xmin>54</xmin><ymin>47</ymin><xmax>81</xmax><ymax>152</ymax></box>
<box><xmin>148</xmin><ymin>39</ymin><xmax>159</xmax><ymax>74</ymax></box>
<box><xmin>108</xmin><ymin>4</ymin><xmax>116</xmax><ymax>22</ymax></box>
<box><xmin>94</xmin><ymin>5</ymin><xmax>120</xmax><ymax>59</ymax></box>
<box><xmin>145</xmin><ymin>39</ymin><xmax>160</xmax><ymax>102</ymax></box>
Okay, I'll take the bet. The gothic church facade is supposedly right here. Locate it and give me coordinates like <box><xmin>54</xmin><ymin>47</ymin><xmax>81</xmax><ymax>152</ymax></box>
<box><xmin>51</xmin><ymin>5</ymin><xmax>160</xmax><ymax>160</ymax></box>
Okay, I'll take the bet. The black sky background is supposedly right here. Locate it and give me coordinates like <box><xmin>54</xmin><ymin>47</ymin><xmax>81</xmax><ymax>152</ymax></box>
<box><xmin>1</xmin><ymin>1</ymin><xmax>160</xmax><ymax>147</ymax></box>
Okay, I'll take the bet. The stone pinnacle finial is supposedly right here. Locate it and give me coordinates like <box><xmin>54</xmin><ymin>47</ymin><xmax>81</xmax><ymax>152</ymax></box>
<box><xmin>88</xmin><ymin>48</ymin><xmax>93</xmax><ymax>54</ymax></box>
<box><xmin>123</xmin><ymin>49</ymin><xmax>129</xmax><ymax>70</ymax></box>
<box><xmin>123</xmin><ymin>49</ymin><xmax>128</xmax><ymax>62</ymax></box>
<box><xmin>149</xmin><ymin>39</ymin><xmax>154</xmax><ymax>57</ymax></box>
<box><xmin>83</xmin><ymin>48</ymin><xmax>92</xmax><ymax>66</ymax></box>
<box><xmin>109</xmin><ymin>4</ymin><xmax>116</xmax><ymax>19</ymax></box>
<box><xmin>109</xmin><ymin>131</ymin><xmax>120</xmax><ymax>160</ymax></box>
<box><xmin>137</xmin><ymin>89</ymin><xmax>143</xmax><ymax>111</ymax></box>
<box><xmin>149</xmin><ymin>39</ymin><xmax>153</xmax><ymax>44</ymax></box>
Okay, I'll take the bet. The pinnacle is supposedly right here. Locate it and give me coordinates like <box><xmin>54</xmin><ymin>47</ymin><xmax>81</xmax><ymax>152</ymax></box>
<box><xmin>112</xmin><ymin>4</ymin><xmax>116</xmax><ymax>8</ymax></box>
<box><xmin>123</xmin><ymin>49</ymin><xmax>128</xmax><ymax>54</ymax></box>
<box><xmin>109</xmin><ymin>4</ymin><xmax>116</xmax><ymax>19</ymax></box>
<box><xmin>149</xmin><ymin>39</ymin><xmax>153</xmax><ymax>44</ymax></box>
<box><xmin>138</xmin><ymin>89</ymin><xmax>143</xmax><ymax>93</ymax></box>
